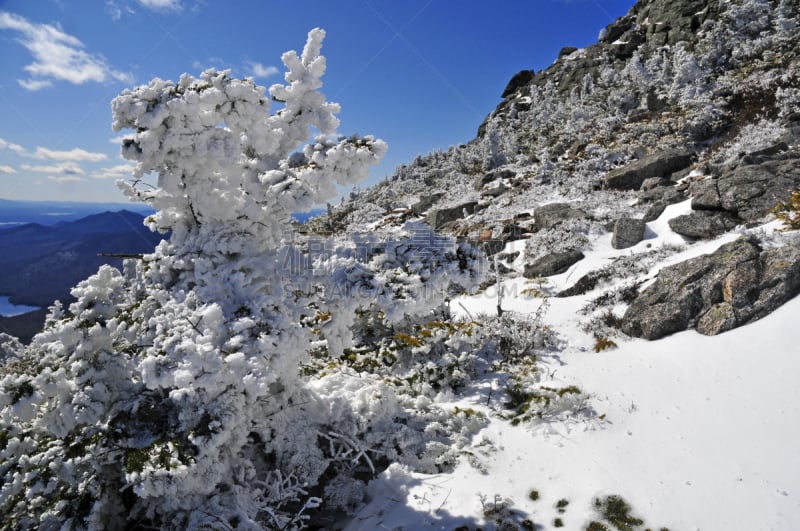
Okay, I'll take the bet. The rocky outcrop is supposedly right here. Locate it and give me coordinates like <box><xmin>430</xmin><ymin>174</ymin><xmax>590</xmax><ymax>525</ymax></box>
<box><xmin>481</xmin><ymin>183</ymin><xmax>510</xmax><ymax>198</ymax></box>
<box><xmin>501</xmin><ymin>70</ymin><xmax>535</xmax><ymax>98</ymax></box>
<box><xmin>524</xmin><ymin>250</ymin><xmax>585</xmax><ymax>278</ymax></box>
<box><xmin>716</xmin><ymin>158</ymin><xmax>800</xmax><ymax>222</ymax></box>
<box><xmin>612</xmin><ymin>218</ymin><xmax>646</xmax><ymax>249</ymax></box>
<box><xmin>674</xmin><ymin>151</ymin><xmax>800</xmax><ymax>236</ymax></box>
<box><xmin>428</xmin><ymin>201</ymin><xmax>479</xmax><ymax>228</ymax></box>
<box><xmin>668</xmin><ymin>210</ymin><xmax>741</xmax><ymax>239</ymax></box>
<box><xmin>604</xmin><ymin>148</ymin><xmax>695</xmax><ymax>190</ymax></box>
<box><xmin>533</xmin><ymin>203</ymin><xmax>588</xmax><ymax>231</ymax></box>
<box><xmin>621</xmin><ymin>237</ymin><xmax>800</xmax><ymax>340</ymax></box>
<box><xmin>411</xmin><ymin>192</ymin><xmax>444</xmax><ymax>216</ymax></box>
<box><xmin>474</xmin><ymin>169</ymin><xmax>515</xmax><ymax>191</ymax></box>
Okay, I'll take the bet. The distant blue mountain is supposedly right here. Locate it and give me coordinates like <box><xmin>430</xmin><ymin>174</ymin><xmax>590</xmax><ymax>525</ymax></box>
<box><xmin>0</xmin><ymin>199</ymin><xmax>324</xmax><ymax>227</ymax></box>
<box><xmin>0</xmin><ymin>198</ymin><xmax>154</xmax><ymax>228</ymax></box>
<box><xmin>0</xmin><ymin>210</ymin><xmax>164</xmax><ymax>309</ymax></box>
<box><xmin>0</xmin><ymin>202</ymin><xmax>324</xmax><ymax>342</ymax></box>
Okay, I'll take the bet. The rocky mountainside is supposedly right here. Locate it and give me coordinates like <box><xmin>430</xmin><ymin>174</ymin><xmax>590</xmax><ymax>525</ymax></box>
<box><xmin>0</xmin><ymin>210</ymin><xmax>164</xmax><ymax>308</ymax></box>
<box><xmin>326</xmin><ymin>0</ymin><xmax>800</xmax><ymax>338</ymax></box>
<box><xmin>0</xmin><ymin>210</ymin><xmax>164</xmax><ymax>342</ymax></box>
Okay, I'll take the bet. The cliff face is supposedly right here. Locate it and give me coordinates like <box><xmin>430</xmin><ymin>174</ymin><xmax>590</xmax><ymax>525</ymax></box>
<box><xmin>332</xmin><ymin>0</ymin><xmax>799</xmax><ymax>229</ymax></box>
<box><xmin>323</xmin><ymin>0</ymin><xmax>800</xmax><ymax>338</ymax></box>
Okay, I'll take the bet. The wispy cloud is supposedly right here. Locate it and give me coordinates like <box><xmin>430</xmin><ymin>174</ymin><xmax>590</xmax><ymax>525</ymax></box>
<box><xmin>106</xmin><ymin>0</ymin><xmax>184</xmax><ymax>20</ymax></box>
<box><xmin>0</xmin><ymin>11</ymin><xmax>133</xmax><ymax>90</ymax></box>
<box><xmin>22</xmin><ymin>162</ymin><xmax>85</xmax><ymax>175</ymax></box>
<box><xmin>48</xmin><ymin>175</ymin><xmax>86</xmax><ymax>183</ymax></box>
<box><xmin>136</xmin><ymin>0</ymin><xmax>182</xmax><ymax>12</ymax></box>
<box><xmin>18</xmin><ymin>78</ymin><xmax>53</xmax><ymax>91</ymax></box>
<box><xmin>0</xmin><ymin>165</ymin><xmax>17</xmax><ymax>174</ymax></box>
<box><xmin>0</xmin><ymin>138</ymin><xmax>26</xmax><ymax>154</ymax></box>
<box><xmin>33</xmin><ymin>147</ymin><xmax>108</xmax><ymax>162</ymax></box>
<box><xmin>247</xmin><ymin>61</ymin><xmax>279</xmax><ymax>79</ymax></box>
<box><xmin>105</xmin><ymin>1</ymin><xmax>134</xmax><ymax>21</ymax></box>
<box><xmin>91</xmin><ymin>163</ymin><xmax>136</xmax><ymax>179</ymax></box>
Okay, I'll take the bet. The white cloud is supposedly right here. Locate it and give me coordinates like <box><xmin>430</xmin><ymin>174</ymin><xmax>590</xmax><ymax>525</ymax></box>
<box><xmin>0</xmin><ymin>11</ymin><xmax>133</xmax><ymax>90</ymax></box>
<box><xmin>106</xmin><ymin>1</ymin><xmax>136</xmax><ymax>20</ymax></box>
<box><xmin>18</xmin><ymin>78</ymin><xmax>53</xmax><ymax>91</ymax></box>
<box><xmin>106</xmin><ymin>1</ymin><xmax>123</xmax><ymax>21</ymax></box>
<box><xmin>136</xmin><ymin>0</ymin><xmax>182</xmax><ymax>12</ymax></box>
<box><xmin>0</xmin><ymin>138</ymin><xmax>27</xmax><ymax>154</ymax></box>
<box><xmin>248</xmin><ymin>61</ymin><xmax>279</xmax><ymax>79</ymax></box>
<box><xmin>22</xmin><ymin>162</ymin><xmax>85</xmax><ymax>175</ymax></box>
<box><xmin>91</xmin><ymin>163</ymin><xmax>136</xmax><ymax>179</ymax></box>
<box><xmin>0</xmin><ymin>165</ymin><xmax>17</xmax><ymax>174</ymax></box>
<box><xmin>48</xmin><ymin>175</ymin><xmax>86</xmax><ymax>183</ymax></box>
<box><xmin>33</xmin><ymin>146</ymin><xmax>108</xmax><ymax>162</ymax></box>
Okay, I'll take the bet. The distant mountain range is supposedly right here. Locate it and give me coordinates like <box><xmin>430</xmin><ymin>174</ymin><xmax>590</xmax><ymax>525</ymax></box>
<box><xmin>0</xmin><ymin>208</ymin><xmax>165</xmax><ymax>342</ymax></box>
<box><xmin>0</xmin><ymin>198</ymin><xmax>155</xmax><ymax>227</ymax></box>
<box><xmin>0</xmin><ymin>201</ymin><xmax>326</xmax><ymax>343</ymax></box>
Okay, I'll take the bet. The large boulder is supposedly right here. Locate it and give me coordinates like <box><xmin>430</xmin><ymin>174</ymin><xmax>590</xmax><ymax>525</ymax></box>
<box><xmin>668</xmin><ymin>210</ymin><xmax>741</xmax><ymax>239</ymax></box>
<box><xmin>428</xmin><ymin>201</ymin><xmax>478</xmax><ymax>228</ymax></box>
<box><xmin>411</xmin><ymin>192</ymin><xmax>444</xmax><ymax>216</ymax></box>
<box><xmin>612</xmin><ymin>218</ymin><xmax>646</xmax><ymax>249</ymax></box>
<box><xmin>533</xmin><ymin>203</ymin><xmax>588</xmax><ymax>231</ymax></box>
<box><xmin>473</xmin><ymin>169</ymin><xmax>515</xmax><ymax>191</ymax></box>
<box><xmin>604</xmin><ymin>148</ymin><xmax>695</xmax><ymax>190</ymax></box>
<box><xmin>621</xmin><ymin>237</ymin><xmax>800</xmax><ymax>340</ymax></box>
<box><xmin>501</xmin><ymin>70</ymin><xmax>535</xmax><ymax>98</ymax></box>
<box><xmin>689</xmin><ymin>178</ymin><xmax>722</xmax><ymax>210</ymax></box>
<box><xmin>524</xmin><ymin>250</ymin><xmax>585</xmax><ymax>278</ymax></box>
<box><xmin>716</xmin><ymin>158</ymin><xmax>800</xmax><ymax>222</ymax></box>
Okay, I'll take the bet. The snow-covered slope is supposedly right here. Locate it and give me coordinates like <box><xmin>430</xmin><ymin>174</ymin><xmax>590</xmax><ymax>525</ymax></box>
<box><xmin>347</xmin><ymin>203</ymin><xmax>800</xmax><ymax>531</ymax></box>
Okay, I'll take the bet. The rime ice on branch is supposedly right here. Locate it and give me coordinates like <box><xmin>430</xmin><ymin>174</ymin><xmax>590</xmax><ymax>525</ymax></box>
<box><xmin>112</xmin><ymin>27</ymin><xmax>386</xmax><ymax>252</ymax></box>
<box><xmin>0</xmin><ymin>29</ymin><xmax>484</xmax><ymax>530</ymax></box>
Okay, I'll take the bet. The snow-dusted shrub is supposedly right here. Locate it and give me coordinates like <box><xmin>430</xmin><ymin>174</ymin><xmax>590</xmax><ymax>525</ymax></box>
<box><xmin>772</xmin><ymin>188</ymin><xmax>800</xmax><ymax>231</ymax></box>
<box><xmin>524</xmin><ymin>221</ymin><xmax>593</xmax><ymax>263</ymax></box>
<box><xmin>717</xmin><ymin>117</ymin><xmax>785</xmax><ymax>163</ymax></box>
<box><xmin>0</xmin><ymin>29</ymin><xmax>484</xmax><ymax>530</ymax></box>
<box><xmin>0</xmin><ymin>333</ymin><xmax>22</xmax><ymax>364</ymax></box>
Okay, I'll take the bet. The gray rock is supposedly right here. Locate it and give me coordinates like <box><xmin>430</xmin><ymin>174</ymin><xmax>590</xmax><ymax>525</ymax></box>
<box><xmin>689</xmin><ymin>179</ymin><xmax>722</xmax><ymax>210</ymax></box>
<box><xmin>640</xmin><ymin>177</ymin><xmax>671</xmax><ymax>191</ymax></box>
<box><xmin>668</xmin><ymin>210</ymin><xmax>741</xmax><ymax>239</ymax></box>
<box><xmin>639</xmin><ymin>185</ymin><xmax>686</xmax><ymax>206</ymax></box>
<box><xmin>556</xmin><ymin>270</ymin><xmax>605</xmax><ymax>297</ymax></box>
<box><xmin>749</xmin><ymin>141</ymin><xmax>789</xmax><ymax>158</ymax></box>
<box><xmin>483</xmin><ymin>239</ymin><xmax>506</xmax><ymax>257</ymax></box>
<box><xmin>601</xmin><ymin>17</ymin><xmax>633</xmax><ymax>43</ymax></box>
<box><xmin>524</xmin><ymin>250</ymin><xmax>585</xmax><ymax>278</ymax></box>
<box><xmin>473</xmin><ymin>169</ymin><xmax>515</xmax><ymax>191</ymax></box>
<box><xmin>716</xmin><ymin>158</ymin><xmax>800</xmax><ymax>221</ymax></box>
<box><xmin>501</xmin><ymin>70</ymin><xmax>535</xmax><ymax>98</ymax></box>
<box><xmin>428</xmin><ymin>201</ymin><xmax>478</xmax><ymax>228</ymax></box>
<box><xmin>644</xmin><ymin>202</ymin><xmax>668</xmax><ymax>222</ymax></box>
<box><xmin>533</xmin><ymin>203</ymin><xmax>588</xmax><ymax>230</ymax></box>
<box><xmin>558</xmin><ymin>46</ymin><xmax>578</xmax><ymax>59</ymax></box>
<box><xmin>612</xmin><ymin>29</ymin><xmax>646</xmax><ymax>59</ymax></box>
<box><xmin>621</xmin><ymin>237</ymin><xmax>800</xmax><ymax>339</ymax></box>
<box><xmin>481</xmin><ymin>183</ymin><xmax>509</xmax><ymax>198</ymax></box>
<box><xmin>411</xmin><ymin>192</ymin><xmax>444</xmax><ymax>216</ymax></box>
<box><xmin>604</xmin><ymin>148</ymin><xmax>695</xmax><ymax>190</ymax></box>
<box><xmin>478</xmin><ymin>223</ymin><xmax>527</xmax><ymax>257</ymax></box>
<box><xmin>612</xmin><ymin>218</ymin><xmax>646</xmax><ymax>249</ymax></box>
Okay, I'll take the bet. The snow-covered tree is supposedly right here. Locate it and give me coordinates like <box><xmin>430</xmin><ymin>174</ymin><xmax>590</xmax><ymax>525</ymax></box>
<box><xmin>0</xmin><ymin>28</ymin><xmax>483</xmax><ymax>530</ymax></box>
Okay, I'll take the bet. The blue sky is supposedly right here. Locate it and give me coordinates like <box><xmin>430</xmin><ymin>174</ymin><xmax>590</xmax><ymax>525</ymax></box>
<box><xmin>0</xmin><ymin>0</ymin><xmax>634</xmax><ymax>203</ymax></box>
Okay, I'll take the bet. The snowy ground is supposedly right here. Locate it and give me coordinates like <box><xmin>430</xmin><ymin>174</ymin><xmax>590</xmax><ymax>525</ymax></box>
<box><xmin>345</xmin><ymin>201</ymin><xmax>800</xmax><ymax>530</ymax></box>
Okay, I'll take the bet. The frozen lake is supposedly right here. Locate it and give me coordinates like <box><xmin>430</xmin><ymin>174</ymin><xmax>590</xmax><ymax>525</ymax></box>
<box><xmin>0</xmin><ymin>296</ymin><xmax>39</xmax><ymax>317</ymax></box>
